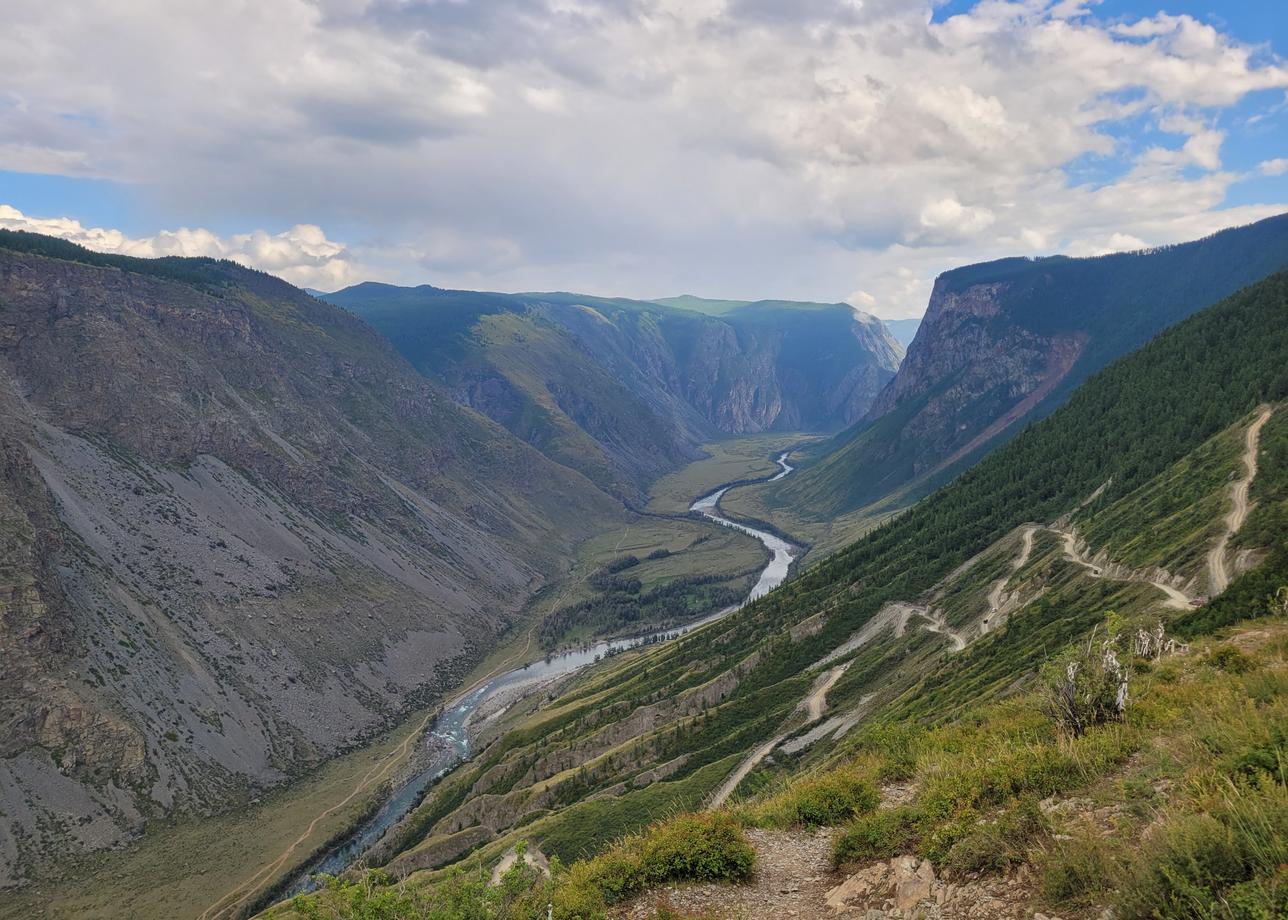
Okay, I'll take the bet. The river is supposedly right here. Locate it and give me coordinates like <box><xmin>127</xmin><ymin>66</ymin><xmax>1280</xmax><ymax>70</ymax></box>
<box><xmin>280</xmin><ymin>452</ymin><xmax>798</xmax><ymax>896</ymax></box>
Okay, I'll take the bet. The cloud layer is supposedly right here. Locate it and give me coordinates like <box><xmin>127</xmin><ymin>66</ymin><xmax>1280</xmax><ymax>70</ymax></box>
<box><xmin>1</xmin><ymin>0</ymin><xmax>1286</xmax><ymax>314</ymax></box>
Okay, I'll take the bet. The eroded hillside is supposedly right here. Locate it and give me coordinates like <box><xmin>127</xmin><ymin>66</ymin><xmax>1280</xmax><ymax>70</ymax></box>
<box><xmin>0</xmin><ymin>234</ymin><xmax>630</xmax><ymax>885</ymax></box>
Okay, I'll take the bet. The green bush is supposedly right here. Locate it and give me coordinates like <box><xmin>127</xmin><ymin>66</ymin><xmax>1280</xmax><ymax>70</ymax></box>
<box><xmin>942</xmin><ymin>796</ymin><xmax>1048</xmax><ymax>875</ymax></box>
<box><xmin>833</xmin><ymin>806</ymin><xmax>921</xmax><ymax>866</ymax></box>
<box><xmin>1040</xmin><ymin>832</ymin><xmax>1118</xmax><ymax>907</ymax></box>
<box><xmin>1115</xmin><ymin>780</ymin><xmax>1288</xmax><ymax>919</ymax></box>
<box><xmin>788</xmin><ymin>773</ymin><xmax>880</xmax><ymax>828</ymax></box>
<box><xmin>1203</xmin><ymin>644</ymin><xmax>1257</xmax><ymax>674</ymax></box>
<box><xmin>638</xmin><ymin>813</ymin><xmax>756</xmax><ymax>884</ymax></box>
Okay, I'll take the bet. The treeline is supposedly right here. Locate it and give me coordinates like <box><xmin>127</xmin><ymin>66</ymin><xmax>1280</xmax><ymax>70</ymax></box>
<box><xmin>0</xmin><ymin>227</ymin><xmax>256</xmax><ymax>287</ymax></box>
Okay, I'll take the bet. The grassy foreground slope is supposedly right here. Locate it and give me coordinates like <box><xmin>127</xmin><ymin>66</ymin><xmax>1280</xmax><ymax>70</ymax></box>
<box><xmin>272</xmin><ymin>272</ymin><xmax>1288</xmax><ymax>918</ymax></box>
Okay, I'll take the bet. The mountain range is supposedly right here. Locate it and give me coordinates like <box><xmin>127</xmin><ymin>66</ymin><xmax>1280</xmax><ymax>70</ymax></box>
<box><xmin>322</xmin><ymin>285</ymin><xmax>903</xmax><ymax>501</ymax></box>
<box><xmin>3</xmin><ymin>213</ymin><xmax>1288</xmax><ymax>920</ymax></box>
<box><xmin>772</xmin><ymin>213</ymin><xmax>1288</xmax><ymax>521</ymax></box>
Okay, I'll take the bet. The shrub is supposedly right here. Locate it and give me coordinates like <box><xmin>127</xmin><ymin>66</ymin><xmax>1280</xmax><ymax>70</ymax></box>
<box><xmin>833</xmin><ymin>806</ymin><xmax>921</xmax><ymax>866</ymax></box>
<box><xmin>748</xmin><ymin>765</ymin><xmax>881</xmax><ymax>829</ymax></box>
<box><xmin>1115</xmin><ymin>779</ymin><xmax>1288</xmax><ymax>919</ymax></box>
<box><xmin>577</xmin><ymin>848</ymin><xmax>643</xmax><ymax>903</ymax></box>
<box><xmin>942</xmin><ymin>796</ymin><xmax>1048</xmax><ymax>876</ymax></box>
<box><xmin>1203</xmin><ymin>644</ymin><xmax>1257</xmax><ymax>674</ymax></box>
<box><xmin>1041</xmin><ymin>631</ymin><xmax>1130</xmax><ymax>737</ymax></box>
<box><xmin>554</xmin><ymin>812</ymin><xmax>753</xmax><ymax>914</ymax></box>
<box><xmin>789</xmin><ymin>772</ymin><xmax>880</xmax><ymax>827</ymax></box>
<box><xmin>1040</xmin><ymin>831</ymin><xmax>1118</xmax><ymax>907</ymax></box>
<box><xmin>638</xmin><ymin>812</ymin><xmax>756</xmax><ymax>884</ymax></box>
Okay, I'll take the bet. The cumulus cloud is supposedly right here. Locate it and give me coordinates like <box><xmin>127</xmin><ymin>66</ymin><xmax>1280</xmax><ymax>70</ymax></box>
<box><xmin>0</xmin><ymin>0</ymin><xmax>1285</xmax><ymax>317</ymax></box>
<box><xmin>0</xmin><ymin>205</ymin><xmax>362</xmax><ymax>289</ymax></box>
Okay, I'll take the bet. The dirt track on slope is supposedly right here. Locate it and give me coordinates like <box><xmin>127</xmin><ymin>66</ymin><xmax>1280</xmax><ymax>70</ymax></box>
<box><xmin>708</xmin><ymin>664</ymin><xmax>849</xmax><ymax>809</ymax></box>
<box><xmin>1208</xmin><ymin>406</ymin><xmax>1273</xmax><ymax>594</ymax></box>
<box><xmin>1056</xmin><ymin>526</ymin><xmax>1193</xmax><ymax>609</ymax></box>
<box><xmin>917</xmin><ymin>608</ymin><xmax>967</xmax><ymax>652</ymax></box>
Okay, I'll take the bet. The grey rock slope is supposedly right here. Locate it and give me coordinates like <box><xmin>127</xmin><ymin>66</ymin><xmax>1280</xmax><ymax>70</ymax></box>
<box><xmin>0</xmin><ymin>235</ymin><xmax>622</xmax><ymax>884</ymax></box>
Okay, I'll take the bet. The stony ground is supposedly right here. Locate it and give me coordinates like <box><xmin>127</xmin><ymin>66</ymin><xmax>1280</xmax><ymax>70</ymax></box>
<box><xmin>617</xmin><ymin>828</ymin><xmax>840</xmax><ymax>919</ymax></box>
<box><xmin>617</xmin><ymin>782</ymin><xmax>1080</xmax><ymax>920</ymax></box>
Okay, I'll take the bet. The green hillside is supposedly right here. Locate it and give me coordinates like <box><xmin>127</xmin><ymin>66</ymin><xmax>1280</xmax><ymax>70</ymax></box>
<box><xmin>272</xmin><ymin>272</ymin><xmax>1288</xmax><ymax>918</ymax></box>
<box><xmin>326</xmin><ymin>284</ymin><xmax>902</xmax><ymax>500</ymax></box>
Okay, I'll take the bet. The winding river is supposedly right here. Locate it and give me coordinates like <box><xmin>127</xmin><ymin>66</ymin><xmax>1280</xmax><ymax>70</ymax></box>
<box><xmin>281</xmin><ymin>452</ymin><xmax>798</xmax><ymax>896</ymax></box>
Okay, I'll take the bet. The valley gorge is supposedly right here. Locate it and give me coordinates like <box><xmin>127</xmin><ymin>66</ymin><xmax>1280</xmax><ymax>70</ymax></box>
<box><xmin>9</xmin><ymin>6</ymin><xmax>1288</xmax><ymax>918</ymax></box>
<box><xmin>4</xmin><ymin>217</ymin><xmax>1288</xmax><ymax>920</ymax></box>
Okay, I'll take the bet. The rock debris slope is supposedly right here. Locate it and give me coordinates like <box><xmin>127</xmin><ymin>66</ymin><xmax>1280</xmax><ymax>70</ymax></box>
<box><xmin>0</xmin><ymin>234</ymin><xmax>624</xmax><ymax>884</ymax></box>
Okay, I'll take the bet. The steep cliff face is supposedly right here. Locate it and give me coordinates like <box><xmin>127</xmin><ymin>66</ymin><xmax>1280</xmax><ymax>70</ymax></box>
<box><xmin>0</xmin><ymin>236</ymin><xmax>623</xmax><ymax>884</ymax></box>
<box><xmin>329</xmin><ymin>286</ymin><xmax>903</xmax><ymax>499</ymax></box>
<box><xmin>855</xmin><ymin>278</ymin><xmax>1088</xmax><ymax>481</ymax></box>
<box><xmin>774</xmin><ymin>213</ymin><xmax>1288</xmax><ymax>519</ymax></box>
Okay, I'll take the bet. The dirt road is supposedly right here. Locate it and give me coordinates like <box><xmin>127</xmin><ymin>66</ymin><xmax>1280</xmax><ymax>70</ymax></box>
<box><xmin>708</xmin><ymin>664</ymin><xmax>849</xmax><ymax>809</ymax></box>
<box><xmin>1208</xmin><ymin>406</ymin><xmax>1273</xmax><ymax>594</ymax></box>
<box><xmin>917</xmin><ymin>608</ymin><xmax>967</xmax><ymax>652</ymax></box>
<box><xmin>982</xmin><ymin>525</ymin><xmax>1037</xmax><ymax>634</ymax></box>
<box><xmin>1057</xmin><ymin>526</ymin><xmax>1194</xmax><ymax>609</ymax></box>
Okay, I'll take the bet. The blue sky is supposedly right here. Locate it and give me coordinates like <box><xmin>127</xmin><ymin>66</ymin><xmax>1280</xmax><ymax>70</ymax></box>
<box><xmin>1</xmin><ymin>0</ymin><xmax>1285</xmax><ymax>316</ymax></box>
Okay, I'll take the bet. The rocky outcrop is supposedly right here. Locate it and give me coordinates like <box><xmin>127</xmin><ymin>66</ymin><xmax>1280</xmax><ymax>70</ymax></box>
<box><xmin>863</xmin><ymin>275</ymin><xmax>1088</xmax><ymax>480</ymax></box>
<box><xmin>826</xmin><ymin>855</ymin><xmax>1044</xmax><ymax>918</ymax></box>
<box><xmin>390</xmin><ymin>826</ymin><xmax>495</xmax><ymax>876</ymax></box>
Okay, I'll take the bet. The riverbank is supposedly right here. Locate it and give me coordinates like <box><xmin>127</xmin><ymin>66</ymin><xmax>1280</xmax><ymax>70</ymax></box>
<box><xmin>271</xmin><ymin>445</ymin><xmax>806</xmax><ymax>901</ymax></box>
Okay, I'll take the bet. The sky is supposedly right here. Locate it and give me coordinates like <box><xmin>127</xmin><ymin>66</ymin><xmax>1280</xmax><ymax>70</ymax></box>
<box><xmin>1</xmin><ymin>0</ymin><xmax>1286</xmax><ymax>318</ymax></box>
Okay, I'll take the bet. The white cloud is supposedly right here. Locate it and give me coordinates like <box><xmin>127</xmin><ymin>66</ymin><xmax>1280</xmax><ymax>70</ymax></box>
<box><xmin>911</xmin><ymin>197</ymin><xmax>997</xmax><ymax>246</ymax></box>
<box><xmin>0</xmin><ymin>1</ymin><xmax>1285</xmax><ymax>317</ymax></box>
<box><xmin>1261</xmin><ymin>158</ymin><xmax>1288</xmax><ymax>177</ymax></box>
<box><xmin>0</xmin><ymin>205</ymin><xmax>362</xmax><ymax>289</ymax></box>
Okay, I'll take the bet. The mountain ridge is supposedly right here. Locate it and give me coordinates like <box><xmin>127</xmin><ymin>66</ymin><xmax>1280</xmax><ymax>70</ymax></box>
<box><xmin>323</xmin><ymin>284</ymin><xmax>903</xmax><ymax>500</ymax></box>
<box><xmin>0</xmin><ymin>232</ymin><xmax>632</xmax><ymax>886</ymax></box>
<box><xmin>772</xmin><ymin>212</ymin><xmax>1288</xmax><ymax>520</ymax></box>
